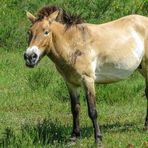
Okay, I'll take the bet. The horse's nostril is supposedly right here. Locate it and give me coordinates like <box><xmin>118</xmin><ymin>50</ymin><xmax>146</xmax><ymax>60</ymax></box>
<box><xmin>32</xmin><ymin>53</ymin><xmax>38</xmax><ymax>59</ymax></box>
<box><xmin>24</xmin><ymin>53</ymin><xmax>28</xmax><ymax>60</ymax></box>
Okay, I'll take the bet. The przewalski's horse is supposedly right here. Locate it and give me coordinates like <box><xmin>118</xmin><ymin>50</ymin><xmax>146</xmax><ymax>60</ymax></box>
<box><xmin>24</xmin><ymin>6</ymin><xmax>148</xmax><ymax>144</ymax></box>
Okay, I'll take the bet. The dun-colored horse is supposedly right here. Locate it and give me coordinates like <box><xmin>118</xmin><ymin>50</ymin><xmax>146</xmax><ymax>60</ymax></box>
<box><xmin>24</xmin><ymin>6</ymin><xmax>148</xmax><ymax>144</ymax></box>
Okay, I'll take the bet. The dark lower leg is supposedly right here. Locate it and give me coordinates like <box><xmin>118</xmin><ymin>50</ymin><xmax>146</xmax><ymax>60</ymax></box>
<box><xmin>145</xmin><ymin>108</ymin><xmax>148</xmax><ymax>128</ymax></box>
<box><xmin>86</xmin><ymin>92</ymin><xmax>102</xmax><ymax>143</ymax></box>
<box><xmin>89</xmin><ymin>108</ymin><xmax>102</xmax><ymax>143</ymax></box>
<box><xmin>69</xmin><ymin>91</ymin><xmax>80</xmax><ymax>139</ymax></box>
<box><xmin>145</xmin><ymin>88</ymin><xmax>148</xmax><ymax>128</ymax></box>
<box><xmin>71</xmin><ymin>100</ymin><xmax>80</xmax><ymax>138</ymax></box>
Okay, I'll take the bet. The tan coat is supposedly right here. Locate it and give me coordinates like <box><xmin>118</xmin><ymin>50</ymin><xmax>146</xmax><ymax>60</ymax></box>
<box><xmin>47</xmin><ymin>15</ymin><xmax>148</xmax><ymax>85</ymax></box>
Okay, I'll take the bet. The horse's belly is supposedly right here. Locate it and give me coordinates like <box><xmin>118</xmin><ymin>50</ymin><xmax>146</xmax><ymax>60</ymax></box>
<box><xmin>95</xmin><ymin>31</ymin><xmax>144</xmax><ymax>84</ymax></box>
<box><xmin>95</xmin><ymin>61</ymin><xmax>140</xmax><ymax>84</ymax></box>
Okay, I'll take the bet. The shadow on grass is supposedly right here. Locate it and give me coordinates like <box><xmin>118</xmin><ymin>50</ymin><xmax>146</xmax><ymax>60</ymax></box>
<box><xmin>101</xmin><ymin>122</ymin><xmax>142</xmax><ymax>133</ymax></box>
<box><xmin>0</xmin><ymin>119</ymin><xmax>144</xmax><ymax>147</ymax></box>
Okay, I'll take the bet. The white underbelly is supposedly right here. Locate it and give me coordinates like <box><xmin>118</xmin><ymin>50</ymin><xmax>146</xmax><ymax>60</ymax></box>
<box><xmin>95</xmin><ymin>51</ymin><xmax>144</xmax><ymax>83</ymax></box>
<box><xmin>95</xmin><ymin>62</ymin><xmax>138</xmax><ymax>83</ymax></box>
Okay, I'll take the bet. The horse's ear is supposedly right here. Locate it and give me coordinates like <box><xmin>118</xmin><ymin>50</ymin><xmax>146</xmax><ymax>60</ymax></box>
<box><xmin>48</xmin><ymin>10</ymin><xmax>59</xmax><ymax>22</ymax></box>
<box><xmin>26</xmin><ymin>11</ymin><xmax>36</xmax><ymax>23</ymax></box>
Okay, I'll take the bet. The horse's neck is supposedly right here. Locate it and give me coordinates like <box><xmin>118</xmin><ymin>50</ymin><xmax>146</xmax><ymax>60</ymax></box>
<box><xmin>49</xmin><ymin>22</ymin><xmax>82</xmax><ymax>66</ymax></box>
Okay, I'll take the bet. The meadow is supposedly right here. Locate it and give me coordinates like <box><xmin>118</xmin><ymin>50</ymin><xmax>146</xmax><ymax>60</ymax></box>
<box><xmin>0</xmin><ymin>0</ymin><xmax>148</xmax><ymax>147</ymax></box>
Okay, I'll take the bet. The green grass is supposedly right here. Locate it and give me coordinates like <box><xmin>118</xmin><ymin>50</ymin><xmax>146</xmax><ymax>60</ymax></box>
<box><xmin>0</xmin><ymin>51</ymin><xmax>147</xmax><ymax>147</ymax></box>
<box><xmin>0</xmin><ymin>0</ymin><xmax>148</xmax><ymax>147</ymax></box>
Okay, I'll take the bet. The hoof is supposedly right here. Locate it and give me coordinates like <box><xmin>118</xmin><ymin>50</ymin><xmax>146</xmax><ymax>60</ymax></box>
<box><xmin>67</xmin><ymin>136</ymin><xmax>78</xmax><ymax>147</ymax></box>
<box><xmin>70</xmin><ymin>132</ymin><xmax>80</xmax><ymax>142</ymax></box>
<box><xmin>94</xmin><ymin>142</ymin><xmax>103</xmax><ymax>148</ymax></box>
<box><xmin>95</xmin><ymin>135</ymin><xmax>103</xmax><ymax>147</ymax></box>
<box><xmin>67</xmin><ymin>141</ymin><xmax>76</xmax><ymax>147</ymax></box>
<box><xmin>70</xmin><ymin>136</ymin><xmax>77</xmax><ymax>142</ymax></box>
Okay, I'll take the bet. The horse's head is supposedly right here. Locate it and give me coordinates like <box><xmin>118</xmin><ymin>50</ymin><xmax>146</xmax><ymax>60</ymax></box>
<box><xmin>24</xmin><ymin>6</ymin><xmax>82</xmax><ymax>68</ymax></box>
<box><xmin>24</xmin><ymin>10</ymin><xmax>59</xmax><ymax>68</ymax></box>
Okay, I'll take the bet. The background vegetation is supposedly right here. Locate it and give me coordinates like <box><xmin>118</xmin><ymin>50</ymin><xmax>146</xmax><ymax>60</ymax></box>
<box><xmin>0</xmin><ymin>0</ymin><xmax>148</xmax><ymax>147</ymax></box>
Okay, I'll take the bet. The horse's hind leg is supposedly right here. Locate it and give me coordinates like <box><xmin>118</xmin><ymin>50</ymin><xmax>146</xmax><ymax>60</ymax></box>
<box><xmin>144</xmin><ymin>86</ymin><xmax>148</xmax><ymax>129</ymax></box>
<box><xmin>143</xmin><ymin>37</ymin><xmax>148</xmax><ymax>129</ymax></box>
<box><xmin>144</xmin><ymin>66</ymin><xmax>148</xmax><ymax>129</ymax></box>
<box><xmin>139</xmin><ymin>60</ymin><xmax>148</xmax><ymax>129</ymax></box>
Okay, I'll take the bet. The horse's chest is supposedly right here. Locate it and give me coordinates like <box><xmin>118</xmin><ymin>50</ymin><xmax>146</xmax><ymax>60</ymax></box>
<box><xmin>56</xmin><ymin>65</ymin><xmax>81</xmax><ymax>86</ymax></box>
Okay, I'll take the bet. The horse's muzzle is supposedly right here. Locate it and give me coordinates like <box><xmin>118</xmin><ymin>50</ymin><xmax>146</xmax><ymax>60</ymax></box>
<box><xmin>24</xmin><ymin>52</ymin><xmax>38</xmax><ymax>68</ymax></box>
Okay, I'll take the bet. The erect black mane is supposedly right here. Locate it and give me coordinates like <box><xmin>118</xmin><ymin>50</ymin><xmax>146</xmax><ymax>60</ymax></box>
<box><xmin>36</xmin><ymin>5</ymin><xmax>83</xmax><ymax>27</ymax></box>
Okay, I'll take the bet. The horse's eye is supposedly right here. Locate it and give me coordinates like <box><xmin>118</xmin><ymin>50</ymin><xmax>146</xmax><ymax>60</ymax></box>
<box><xmin>44</xmin><ymin>31</ymin><xmax>49</xmax><ymax>36</ymax></box>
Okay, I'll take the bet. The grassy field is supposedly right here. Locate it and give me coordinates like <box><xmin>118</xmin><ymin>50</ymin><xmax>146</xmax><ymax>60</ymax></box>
<box><xmin>0</xmin><ymin>0</ymin><xmax>148</xmax><ymax>147</ymax></box>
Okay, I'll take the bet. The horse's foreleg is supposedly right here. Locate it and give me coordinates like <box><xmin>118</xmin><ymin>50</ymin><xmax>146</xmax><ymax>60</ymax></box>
<box><xmin>83</xmin><ymin>75</ymin><xmax>102</xmax><ymax>144</ymax></box>
<box><xmin>67</xmin><ymin>83</ymin><xmax>80</xmax><ymax>141</ymax></box>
